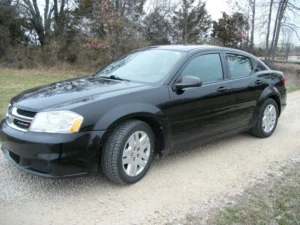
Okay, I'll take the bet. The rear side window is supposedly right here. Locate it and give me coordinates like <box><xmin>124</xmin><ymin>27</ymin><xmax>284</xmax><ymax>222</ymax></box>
<box><xmin>182</xmin><ymin>54</ymin><xmax>223</xmax><ymax>84</ymax></box>
<box><xmin>255</xmin><ymin>61</ymin><xmax>267</xmax><ymax>72</ymax></box>
<box><xmin>226</xmin><ymin>54</ymin><xmax>253</xmax><ymax>78</ymax></box>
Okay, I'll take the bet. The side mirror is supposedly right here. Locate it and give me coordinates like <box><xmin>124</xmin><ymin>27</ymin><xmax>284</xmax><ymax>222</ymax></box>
<box><xmin>175</xmin><ymin>76</ymin><xmax>202</xmax><ymax>90</ymax></box>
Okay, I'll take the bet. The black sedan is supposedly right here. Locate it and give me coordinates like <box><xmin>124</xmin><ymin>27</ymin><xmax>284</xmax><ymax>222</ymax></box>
<box><xmin>0</xmin><ymin>45</ymin><xmax>286</xmax><ymax>184</ymax></box>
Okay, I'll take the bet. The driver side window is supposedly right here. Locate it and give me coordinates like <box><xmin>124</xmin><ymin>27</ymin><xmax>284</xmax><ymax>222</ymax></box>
<box><xmin>182</xmin><ymin>54</ymin><xmax>224</xmax><ymax>84</ymax></box>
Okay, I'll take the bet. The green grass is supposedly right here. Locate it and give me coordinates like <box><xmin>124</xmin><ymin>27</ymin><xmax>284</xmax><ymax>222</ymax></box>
<box><xmin>205</xmin><ymin>164</ymin><xmax>300</xmax><ymax>225</ymax></box>
<box><xmin>0</xmin><ymin>68</ymin><xmax>90</xmax><ymax>119</ymax></box>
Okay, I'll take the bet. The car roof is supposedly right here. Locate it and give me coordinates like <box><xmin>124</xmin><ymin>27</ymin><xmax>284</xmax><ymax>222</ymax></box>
<box><xmin>137</xmin><ymin>45</ymin><xmax>270</xmax><ymax>70</ymax></box>
<box><xmin>152</xmin><ymin>45</ymin><xmax>216</xmax><ymax>52</ymax></box>
<box><xmin>151</xmin><ymin>45</ymin><xmax>248</xmax><ymax>53</ymax></box>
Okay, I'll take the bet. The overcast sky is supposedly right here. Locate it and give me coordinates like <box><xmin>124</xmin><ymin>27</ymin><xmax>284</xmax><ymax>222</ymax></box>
<box><xmin>206</xmin><ymin>0</ymin><xmax>229</xmax><ymax>20</ymax></box>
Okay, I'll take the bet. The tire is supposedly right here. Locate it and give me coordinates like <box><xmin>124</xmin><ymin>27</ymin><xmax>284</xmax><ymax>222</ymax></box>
<box><xmin>101</xmin><ymin>120</ymin><xmax>155</xmax><ymax>184</ymax></box>
<box><xmin>251</xmin><ymin>98</ymin><xmax>279</xmax><ymax>138</ymax></box>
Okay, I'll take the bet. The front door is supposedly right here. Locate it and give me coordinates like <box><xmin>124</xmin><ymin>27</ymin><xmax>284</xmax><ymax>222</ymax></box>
<box><xmin>166</xmin><ymin>52</ymin><xmax>233</xmax><ymax>148</ymax></box>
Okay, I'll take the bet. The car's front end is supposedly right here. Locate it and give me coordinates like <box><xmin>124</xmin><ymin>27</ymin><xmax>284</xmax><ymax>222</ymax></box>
<box><xmin>0</xmin><ymin>104</ymin><xmax>104</xmax><ymax>177</ymax></box>
<box><xmin>0</xmin><ymin>71</ymin><xmax>158</xmax><ymax>178</ymax></box>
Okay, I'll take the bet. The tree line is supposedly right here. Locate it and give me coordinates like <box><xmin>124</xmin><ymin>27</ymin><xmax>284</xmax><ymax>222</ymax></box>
<box><xmin>0</xmin><ymin>0</ymin><xmax>299</xmax><ymax>69</ymax></box>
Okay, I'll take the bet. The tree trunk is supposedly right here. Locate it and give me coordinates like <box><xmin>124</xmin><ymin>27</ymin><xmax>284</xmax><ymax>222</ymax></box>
<box><xmin>183</xmin><ymin>0</ymin><xmax>188</xmax><ymax>44</ymax></box>
<box><xmin>23</xmin><ymin>0</ymin><xmax>47</xmax><ymax>45</ymax></box>
<box><xmin>265</xmin><ymin>0</ymin><xmax>273</xmax><ymax>63</ymax></box>
<box><xmin>268</xmin><ymin>0</ymin><xmax>282</xmax><ymax>65</ymax></box>
<box><xmin>270</xmin><ymin>0</ymin><xmax>288</xmax><ymax>67</ymax></box>
<box><xmin>250</xmin><ymin>0</ymin><xmax>256</xmax><ymax>53</ymax></box>
<box><xmin>53</xmin><ymin>0</ymin><xmax>66</xmax><ymax>37</ymax></box>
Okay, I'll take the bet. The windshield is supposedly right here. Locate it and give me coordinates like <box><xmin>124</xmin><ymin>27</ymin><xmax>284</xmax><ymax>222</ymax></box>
<box><xmin>95</xmin><ymin>49</ymin><xmax>185</xmax><ymax>83</ymax></box>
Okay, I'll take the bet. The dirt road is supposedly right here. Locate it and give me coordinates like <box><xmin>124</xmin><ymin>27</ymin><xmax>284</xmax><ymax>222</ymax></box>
<box><xmin>1</xmin><ymin>91</ymin><xmax>300</xmax><ymax>225</ymax></box>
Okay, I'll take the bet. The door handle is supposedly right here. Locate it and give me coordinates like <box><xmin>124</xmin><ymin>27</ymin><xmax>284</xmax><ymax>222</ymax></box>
<box><xmin>217</xmin><ymin>86</ymin><xmax>229</xmax><ymax>92</ymax></box>
<box><xmin>255</xmin><ymin>80</ymin><xmax>263</xmax><ymax>85</ymax></box>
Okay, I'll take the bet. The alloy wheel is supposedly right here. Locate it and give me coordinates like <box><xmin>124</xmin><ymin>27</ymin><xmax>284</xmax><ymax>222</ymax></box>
<box><xmin>262</xmin><ymin>104</ymin><xmax>277</xmax><ymax>133</ymax></box>
<box><xmin>122</xmin><ymin>131</ymin><xmax>151</xmax><ymax>177</ymax></box>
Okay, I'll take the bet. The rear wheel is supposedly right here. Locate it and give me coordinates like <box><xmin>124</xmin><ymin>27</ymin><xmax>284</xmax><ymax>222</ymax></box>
<box><xmin>251</xmin><ymin>98</ymin><xmax>279</xmax><ymax>138</ymax></box>
<box><xmin>101</xmin><ymin>120</ymin><xmax>155</xmax><ymax>184</ymax></box>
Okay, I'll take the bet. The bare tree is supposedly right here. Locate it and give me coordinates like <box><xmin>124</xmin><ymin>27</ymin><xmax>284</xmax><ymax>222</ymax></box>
<box><xmin>19</xmin><ymin>0</ymin><xmax>68</xmax><ymax>46</ymax></box>
<box><xmin>281</xmin><ymin>27</ymin><xmax>295</xmax><ymax>62</ymax></box>
<box><xmin>267</xmin><ymin>0</ymin><xmax>289</xmax><ymax>66</ymax></box>
<box><xmin>249</xmin><ymin>0</ymin><xmax>256</xmax><ymax>53</ymax></box>
<box><xmin>265</xmin><ymin>0</ymin><xmax>274</xmax><ymax>60</ymax></box>
<box><xmin>19</xmin><ymin>0</ymin><xmax>49</xmax><ymax>45</ymax></box>
<box><xmin>226</xmin><ymin>0</ymin><xmax>257</xmax><ymax>52</ymax></box>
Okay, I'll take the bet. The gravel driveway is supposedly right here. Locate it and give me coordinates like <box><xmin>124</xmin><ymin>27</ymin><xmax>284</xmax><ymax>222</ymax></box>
<box><xmin>1</xmin><ymin>91</ymin><xmax>300</xmax><ymax>225</ymax></box>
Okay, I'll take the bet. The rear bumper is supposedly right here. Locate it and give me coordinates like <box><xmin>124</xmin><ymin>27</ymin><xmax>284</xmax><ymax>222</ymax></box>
<box><xmin>0</xmin><ymin>119</ymin><xmax>105</xmax><ymax>178</ymax></box>
<box><xmin>281</xmin><ymin>88</ymin><xmax>287</xmax><ymax>114</ymax></box>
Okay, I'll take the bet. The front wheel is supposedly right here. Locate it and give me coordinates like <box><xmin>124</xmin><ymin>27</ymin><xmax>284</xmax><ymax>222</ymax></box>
<box><xmin>251</xmin><ymin>98</ymin><xmax>279</xmax><ymax>138</ymax></box>
<box><xmin>101</xmin><ymin>120</ymin><xmax>155</xmax><ymax>184</ymax></box>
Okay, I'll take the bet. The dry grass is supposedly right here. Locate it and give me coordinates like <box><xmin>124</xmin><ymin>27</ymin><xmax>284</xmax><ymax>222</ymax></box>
<box><xmin>273</xmin><ymin>63</ymin><xmax>300</xmax><ymax>91</ymax></box>
<box><xmin>175</xmin><ymin>163</ymin><xmax>300</xmax><ymax>225</ymax></box>
<box><xmin>275</xmin><ymin>62</ymin><xmax>300</xmax><ymax>70</ymax></box>
<box><xmin>206</xmin><ymin>164</ymin><xmax>300</xmax><ymax>225</ymax></box>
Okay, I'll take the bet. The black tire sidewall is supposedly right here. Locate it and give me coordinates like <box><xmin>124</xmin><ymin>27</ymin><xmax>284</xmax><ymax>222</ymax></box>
<box><xmin>117</xmin><ymin>122</ymin><xmax>155</xmax><ymax>184</ymax></box>
<box><xmin>258</xmin><ymin>99</ymin><xmax>279</xmax><ymax>137</ymax></box>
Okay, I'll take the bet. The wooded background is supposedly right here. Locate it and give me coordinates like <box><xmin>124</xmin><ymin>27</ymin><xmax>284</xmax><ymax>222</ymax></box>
<box><xmin>0</xmin><ymin>0</ymin><xmax>299</xmax><ymax>69</ymax></box>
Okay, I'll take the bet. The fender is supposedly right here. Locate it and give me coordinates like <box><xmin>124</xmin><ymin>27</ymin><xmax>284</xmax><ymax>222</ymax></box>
<box><xmin>93</xmin><ymin>103</ymin><xmax>168</xmax><ymax>130</ymax></box>
<box><xmin>249</xmin><ymin>85</ymin><xmax>282</xmax><ymax>127</ymax></box>
<box><xmin>258</xmin><ymin>85</ymin><xmax>281</xmax><ymax>109</ymax></box>
<box><xmin>93</xmin><ymin>103</ymin><xmax>171</xmax><ymax>156</ymax></box>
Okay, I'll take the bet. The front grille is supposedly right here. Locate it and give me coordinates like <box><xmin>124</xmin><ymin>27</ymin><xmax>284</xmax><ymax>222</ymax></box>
<box><xmin>30</xmin><ymin>160</ymin><xmax>51</xmax><ymax>173</ymax></box>
<box><xmin>13</xmin><ymin>118</ymin><xmax>30</xmax><ymax>129</ymax></box>
<box><xmin>16</xmin><ymin>109</ymin><xmax>36</xmax><ymax>118</ymax></box>
<box><xmin>7</xmin><ymin>106</ymin><xmax>35</xmax><ymax>131</ymax></box>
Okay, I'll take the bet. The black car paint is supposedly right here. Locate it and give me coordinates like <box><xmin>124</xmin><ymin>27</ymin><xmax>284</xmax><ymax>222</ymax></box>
<box><xmin>0</xmin><ymin>45</ymin><xmax>287</xmax><ymax>177</ymax></box>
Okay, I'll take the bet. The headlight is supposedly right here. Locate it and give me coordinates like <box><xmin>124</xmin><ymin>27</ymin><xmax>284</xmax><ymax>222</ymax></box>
<box><xmin>29</xmin><ymin>111</ymin><xmax>84</xmax><ymax>133</ymax></box>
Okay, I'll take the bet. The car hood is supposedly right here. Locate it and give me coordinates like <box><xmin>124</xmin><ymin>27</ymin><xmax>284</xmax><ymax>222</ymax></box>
<box><xmin>11</xmin><ymin>76</ymin><xmax>150</xmax><ymax>111</ymax></box>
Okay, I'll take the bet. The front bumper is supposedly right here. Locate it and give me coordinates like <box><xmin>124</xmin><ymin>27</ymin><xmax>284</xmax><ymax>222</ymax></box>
<box><xmin>0</xmin><ymin>119</ymin><xmax>105</xmax><ymax>178</ymax></box>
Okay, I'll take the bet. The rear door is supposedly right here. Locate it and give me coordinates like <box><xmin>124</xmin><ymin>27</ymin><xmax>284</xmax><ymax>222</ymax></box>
<box><xmin>167</xmin><ymin>51</ymin><xmax>233</xmax><ymax>148</ymax></box>
<box><xmin>224</xmin><ymin>52</ymin><xmax>265</xmax><ymax>129</ymax></box>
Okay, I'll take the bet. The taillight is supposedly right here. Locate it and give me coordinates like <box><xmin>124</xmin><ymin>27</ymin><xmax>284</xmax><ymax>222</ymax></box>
<box><xmin>283</xmin><ymin>76</ymin><xmax>286</xmax><ymax>85</ymax></box>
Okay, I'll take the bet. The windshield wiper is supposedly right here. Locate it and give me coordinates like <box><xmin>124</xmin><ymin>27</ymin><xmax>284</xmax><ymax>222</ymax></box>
<box><xmin>100</xmin><ymin>75</ymin><xmax>130</xmax><ymax>82</ymax></box>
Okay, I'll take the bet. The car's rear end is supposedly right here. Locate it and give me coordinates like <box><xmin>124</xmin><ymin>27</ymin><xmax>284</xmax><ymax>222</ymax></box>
<box><xmin>277</xmin><ymin>71</ymin><xmax>287</xmax><ymax>113</ymax></box>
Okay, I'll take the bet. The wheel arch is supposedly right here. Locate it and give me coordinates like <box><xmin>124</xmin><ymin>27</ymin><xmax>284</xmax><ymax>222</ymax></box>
<box><xmin>95</xmin><ymin>104</ymin><xmax>169</xmax><ymax>159</ymax></box>
<box><xmin>268</xmin><ymin>95</ymin><xmax>281</xmax><ymax>116</ymax></box>
<box><xmin>250</xmin><ymin>85</ymin><xmax>282</xmax><ymax>127</ymax></box>
<box><xmin>258</xmin><ymin>85</ymin><xmax>282</xmax><ymax>116</ymax></box>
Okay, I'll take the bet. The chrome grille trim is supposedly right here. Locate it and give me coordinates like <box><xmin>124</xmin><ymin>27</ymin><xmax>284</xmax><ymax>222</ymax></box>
<box><xmin>11</xmin><ymin>107</ymin><xmax>33</xmax><ymax>122</ymax></box>
<box><xmin>17</xmin><ymin>108</ymin><xmax>36</xmax><ymax>118</ymax></box>
<box><xmin>7</xmin><ymin>121</ymin><xmax>28</xmax><ymax>132</ymax></box>
<box><xmin>7</xmin><ymin>107</ymin><xmax>35</xmax><ymax>132</ymax></box>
